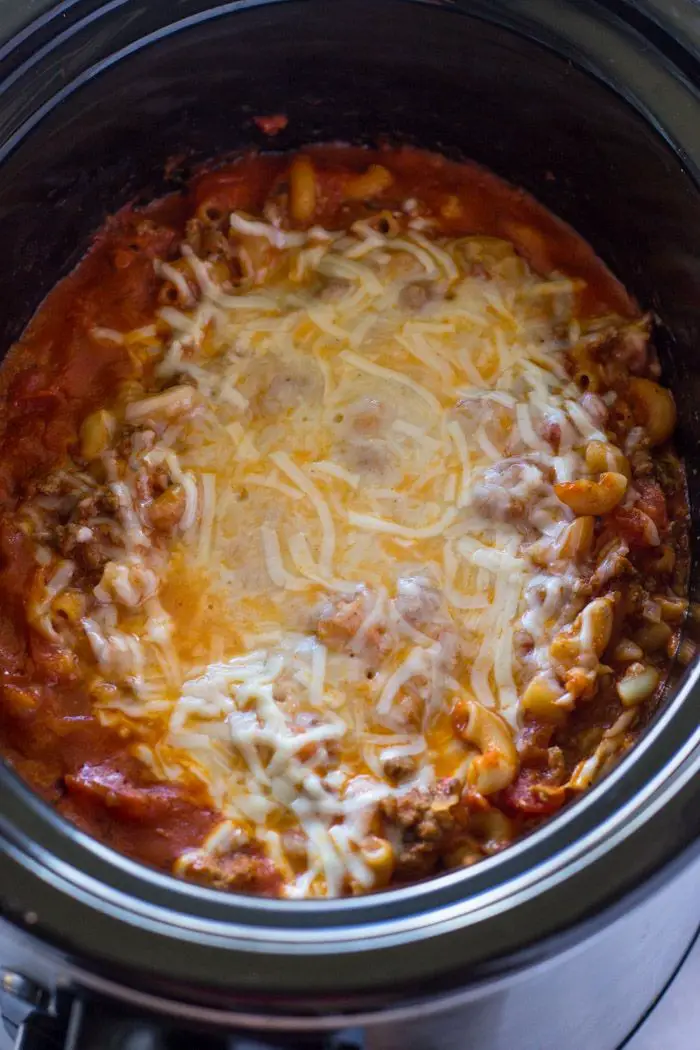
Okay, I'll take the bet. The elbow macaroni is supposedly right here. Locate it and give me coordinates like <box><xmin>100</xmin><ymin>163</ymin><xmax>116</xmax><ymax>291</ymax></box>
<box><xmin>554</xmin><ymin>471</ymin><xmax>628</xmax><ymax>516</ymax></box>
<box><xmin>627</xmin><ymin>377</ymin><xmax>676</xmax><ymax>446</ymax></box>
<box><xmin>289</xmin><ymin>155</ymin><xmax>317</xmax><ymax>224</ymax></box>
<box><xmin>455</xmin><ymin>700</ymin><xmax>518</xmax><ymax>795</ymax></box>
<box><xmin>342</xmin><ymin>164</ymin><xmax>394</xmax><ymax>201</ymax></box>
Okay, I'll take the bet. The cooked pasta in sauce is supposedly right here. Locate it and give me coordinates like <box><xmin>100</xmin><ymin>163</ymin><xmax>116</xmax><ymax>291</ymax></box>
<box><xmin>0</xmin><ymin>147</ymin><xmax>688</xmax><ymax>897</ymax></box>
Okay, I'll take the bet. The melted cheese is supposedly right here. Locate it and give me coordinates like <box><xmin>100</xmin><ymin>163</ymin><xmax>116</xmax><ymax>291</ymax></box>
<box><xmin>27</xmin><ymin>213</ymin><xmax>627</xmax><ymax>898</ymax></box>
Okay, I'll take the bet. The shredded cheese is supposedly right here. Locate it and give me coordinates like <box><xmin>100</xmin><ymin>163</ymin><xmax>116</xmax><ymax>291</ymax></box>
<box><xmin>26</xmin><ymin>206</ymin><xmax>630</xmax><ymax>899</ymax></box>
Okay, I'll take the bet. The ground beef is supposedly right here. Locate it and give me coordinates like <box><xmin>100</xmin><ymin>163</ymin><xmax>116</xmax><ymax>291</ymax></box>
<box><xmin>584</xmin><ymin>318</ymin><xmax>656</xmax><ymax>379</ymax></box>
<box><xmin>56</xmin><ymin>523</ymin><xmax>114</xmax><ymax>576</ymax></box>
<box><xmin>75</xmin><ymin>486</ymin><xmax>121</xmax><ymax>521</ymax></box>
<box><xmin>51</xmin><ymin>487</ymin><xmax>124</xmax><ymax>577</ymax></box>
<box><xmin>470</xmin><ymin>458</ymin><xmax>553</xmax><ymax>526</ymax></box>
<box><xmin>379</xmin><ymin>777</ymin><xmax>466</xmax><ymax>878</ymax></box>
<box><xmin>382</xmin><ymin>754</ymin><xmax>418</xmax><ymax>782</ymax></box>
<box><xmin>398</xmin><ymin>280</ymin><xmax>445</xmax><ymax>310</ymax></box>
<box><xmin>515</xmin><ymin>720</ymin><xmax>555</xmax><ymax>765</ymax></box>
<box><xmin>611</xmin><ymin>321</ymin><xmax>657</xmax><ymax>376</ymax></box>
<box><xmin>319</xmin><ymin>277</ymin><xmax>351</xmax><ymax>303</ymax></box>
<box><xmin>177</xmin><ymin>849</ymin><xmax>281</xmax><ymax>894</ymax></box>
<box><xmin>240</xmin><ymin>353</ymin><xmax>323</xmax><ymax>417</ymax></box>
<box><xmin>316</xmin><ymin>590</ymin><xmax>392</xmax><ymax>662</ymax></box>
<box><xmin>31</xmin><ymin>473</ymin><xmax>77</xmax><ymax>499</ymax></box>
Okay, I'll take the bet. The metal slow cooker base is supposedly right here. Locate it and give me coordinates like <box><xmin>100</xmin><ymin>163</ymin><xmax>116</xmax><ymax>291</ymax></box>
<box><xmin>1</xmin><ymin>855</ymin><xmax>699</xmax><ymax>1049</ymax></box>
<box><xmin>626</xmin><ymin>920</ymin><xmax>700</xmax><ymax>1050</ymax></box>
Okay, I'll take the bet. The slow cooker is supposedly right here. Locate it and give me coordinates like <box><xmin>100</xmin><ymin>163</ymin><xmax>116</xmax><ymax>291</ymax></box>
<box><xmin>2</xmin><ymin>1</ymin><xmax>700</xmax><ymax>1047</ymax></box>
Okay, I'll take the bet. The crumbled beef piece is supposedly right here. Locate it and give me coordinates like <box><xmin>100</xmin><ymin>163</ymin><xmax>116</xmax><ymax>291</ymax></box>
<box><xmin>74</xmin><ymin>535</ymin><xmax>112</xmax><ymax>575</ymax></box>
<box><xmin>54</xmin><ymin>522</ymin><xmax>85</xmax><ymax>557</ymax></box>
<box><xmin>513</xmin><ymin>628</ymin><xmax>535</xmax><ymax>660</ymax></box>
<box><xmin>32</xmin><ymin>474</ymin><xmax>74</xmax><ymax>498</ymax></box>
<box><xmin>379</xmin><ymin>777</ymin><xmax>465</xmax><ymax>878</ymax></box>
<box><xmin>623</xmin><ymin>581</ymin><xmax>648</xmax><ymax>619</ymax></box>
<box><xmin>75</xmin><ymin>486</ymin><xmax>120</xmax><ymax>521</ymax></box>
<box><xmin>177</xmin><ymin>849</ymin><xmax>281</xmax><ymax>895</ymax></box>
<box><xmin>470</xmin><ymin>458</ymin><xmax>553</xmax><ymax>525</ymax></box>
<box><xmin>398</xmin><ymin>280</ymin><xmax>444</xmax><ymax>311</ymax></box>
<box><xmin>635</xmin><ymin>479</ymin><xmax>668</xmax><ymax>533</ymax></box>
<box><xmin>581</xmin><ymin>317</ymin><xmax>656</xmax><ymax>378</ymax></box>
<box><xmin>184</xmin><ymin>217</ymin><xmax>204</xmax><ymax>255</ymax></box>
<box><xmin>316</xmin><ymin>590</ymin><xmax>392</xmax><ymax>662</ymax></box>
<box><xmin>184</xmin><ymin>215</ymin><xmax>241</xmax><ymax>265</ymax></box>
<box><xmin>336</xmin><ymin>438</ymin><xmax>396</xmax><ymax>480</ymax></box>
<box><xmin>203</xmin><ymin>227</ymin><xmax>237</xmax><ymax>260</ymax></box>
<box><xmin>238</xmin><ymin>353</ymin><xmax>323</xmax><ymax>418</ymax></box>
<box><xmin>26</xmin><ymin>472</ymin><xmax>92</xmax><ymax>522</ymax></box>
<box><xmin>55</xmin><ymin>519</ymin><xmax>112</xmax><ymax>564</ymax></box>
<box><xmin>382</xmin><ymin>754</ymin><xmax>418</xmax><ymax>782</ymax></box>
<box><xmin>115</xmin><ymin>425</ymin><xmax>157</xmax><ymax>462</ymax></box>
<box><xmin>319</xmin><ymin>277</ymin><xmax>351</xmax><ymax>303</ymax></box>
<box><xmin>42</xmin><ymin>485</ymin><xmax>124</xmax><ymax>576</ymax></box>
<box><xmin>611</xmin><ymin>321</ymin><xmax>653</xmax><ymax>375</ymax></box>
<box><xmin>515</xmin><ymin>721</ymin><xmax>555</xmax><ymax>766</ymax></box>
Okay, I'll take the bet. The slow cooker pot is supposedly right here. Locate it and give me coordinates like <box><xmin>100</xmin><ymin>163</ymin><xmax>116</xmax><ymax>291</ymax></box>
<box><xmin>2</xmin><ymin>1</ymin><xmax>700</xmax><ymax>1047</ymax></box>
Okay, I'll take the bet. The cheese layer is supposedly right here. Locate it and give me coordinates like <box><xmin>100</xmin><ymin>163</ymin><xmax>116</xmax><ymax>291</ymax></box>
<box><xmin>22</xmin><ymin>201</ymin><xmax>671</xmax><ymax>897</ymax></box>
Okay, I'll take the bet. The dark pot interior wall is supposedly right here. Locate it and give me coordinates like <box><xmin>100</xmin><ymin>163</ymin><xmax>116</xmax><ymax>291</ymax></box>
<box><xmin>0</xmin><ymin>0</ymin><xmax>699</xmax><ymax>558</ymax></box>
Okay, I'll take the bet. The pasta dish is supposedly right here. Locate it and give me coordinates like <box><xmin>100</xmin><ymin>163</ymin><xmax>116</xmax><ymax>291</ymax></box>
<box><xmin>0</xmin><ymin>147</ymin><xmax>687</xmax><ymax>897</ymax></box>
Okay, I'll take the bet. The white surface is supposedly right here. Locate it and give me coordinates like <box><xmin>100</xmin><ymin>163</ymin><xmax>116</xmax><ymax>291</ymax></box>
<box><xmin>626</xmin><ymin>928</ymin><xmax>700</xmax><ymax>1049</ymax></box>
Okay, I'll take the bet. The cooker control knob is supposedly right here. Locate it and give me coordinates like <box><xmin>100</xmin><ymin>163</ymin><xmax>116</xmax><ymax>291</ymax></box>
<box><xmin>0</xmin><ymin>965</ymin><xmax>58</xmax><ymax>1050</ymax></box>
<box><xmin>0</xmin><ymin>970</ymin><xmax>48</xmax><ymax>1043</ymax></box>
<box><xmin>1</xmin><ymin>972</ymin><xmax>44</xmax><ymax>1004</ymax></box>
